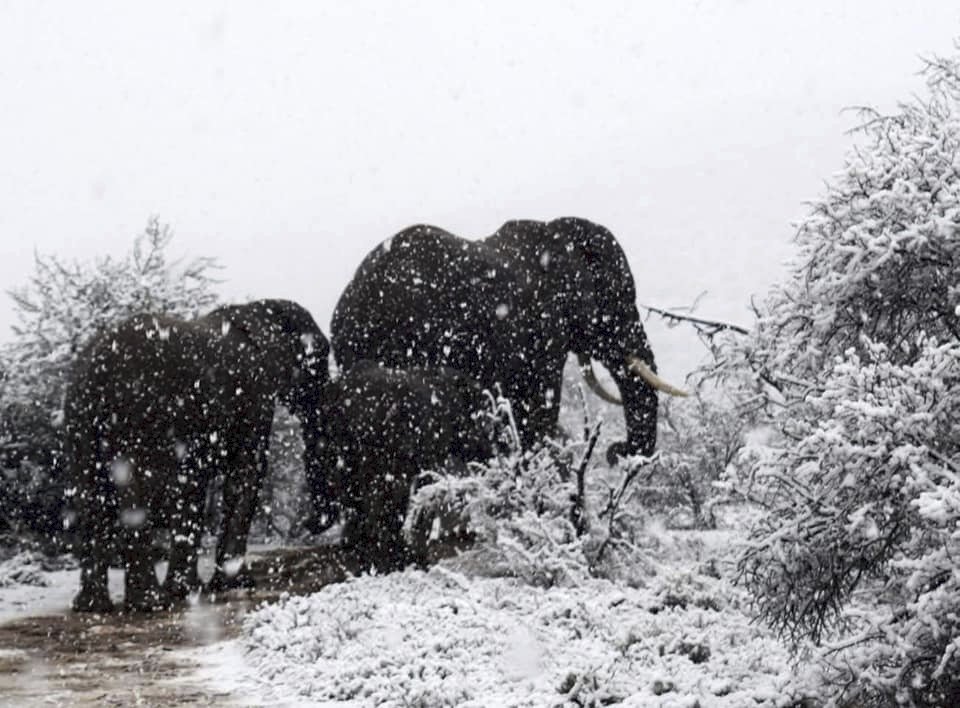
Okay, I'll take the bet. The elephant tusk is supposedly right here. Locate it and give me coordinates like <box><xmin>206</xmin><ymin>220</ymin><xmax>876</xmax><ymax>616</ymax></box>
<box><xmin>576</xmin><ymin>354</ymin><xmax>624</xmax><ymax>405</ymax></box>
<box><xmin>626</xmin><ymin>356</ymin><xmax>689</xmax><ymax>397</ymax></box>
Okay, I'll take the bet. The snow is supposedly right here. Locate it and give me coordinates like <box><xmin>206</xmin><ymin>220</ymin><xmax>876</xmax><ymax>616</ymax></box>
<box><xmin>0</xmin><ymin>546</ymin><xmax>227</xmax><ymax>624</ymax></box>
<box><xmin>189</xmin><ymin>536</ymin><xmax>804</xmax><ymax>707</ymax></box>
<box><xmin>0</xmin><ymin>522</ymin><xmax>810</xmax><ymax>706</ymax></box>
<box><xmin>0</xmin><ymin>554</ymin><xmax>105</xmax><ymax>624</ymax></box>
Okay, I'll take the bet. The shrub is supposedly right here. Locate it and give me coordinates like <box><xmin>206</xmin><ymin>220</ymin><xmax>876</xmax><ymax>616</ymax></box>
<box><xmin>407</xmin><ymin>390</ymin><xmax>661</xmax><ymax>588</ymax></box>
<box><xmin>728</xmin><ymin>47</ymin><xmax>960</xmax><ymax>705</ymax></box>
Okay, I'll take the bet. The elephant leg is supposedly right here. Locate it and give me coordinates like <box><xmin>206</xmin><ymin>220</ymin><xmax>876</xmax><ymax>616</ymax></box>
<box><xmin>407</xmin><ymin>501</ymin><xmax>437</xmax><ymax>569</ymax></box>
<box><xmin>514</xmin><ymin>376</ymin><xmax>564</xmax><ymax>449</ymax></box>
<box><xmin>406</xmin><ymin>470</ymin><xmax>445</xmax><ymax>568</ymax></box>
<box><xmin>164</xmin><ymin>541</ymin><xmax>199</xmax><ymax>602</ymax></box>
<box><xmin>302</xmin><ymin>420</ymin><xmax>342</xmax><ymax>534</ymax></box>
<box><xmin>162</xmin><ymin>461</ymin><xmax>207</xmax><ymax>602</ymax></box>
<box><xmin>111</xmin><ymin>460</ymin><xmax>164</xmax><ymax>612</ymax></box>
<box><xmin>377</xmin><ymin>490</ymin><xmax>411</xmax><ymax>572</ymax></box>
<box><xmin>71</xmin><ymin>479</ymin><xmax>116</xmax><ymax>613</ymax></box>
<box><xmin>121</xmin><ymin>522</ymin><xmax>164</xmax><ymax>612</ymax></box>
<box><xmin>353</xmin><ymin>472</ymin><xmax>411</xmax><ymax>573</ymax></box>
<box><xmin>208</xmin><ymin>445</ymin><xmax>264</xmax><ymax>593</ymax></box>
<box><xmin>73</xmin><ymin>538</ymin><xmax>114</xmax><ymax>613</ymax></box>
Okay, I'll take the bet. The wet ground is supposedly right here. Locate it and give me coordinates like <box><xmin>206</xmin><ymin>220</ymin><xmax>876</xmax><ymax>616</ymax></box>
<box><xmin>0</xmin><ymin>545</ymin><xmax>358</xmax><ymax>707</ymax></box>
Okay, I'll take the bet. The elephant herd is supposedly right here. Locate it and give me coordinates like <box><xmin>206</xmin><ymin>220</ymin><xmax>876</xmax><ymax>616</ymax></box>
<box><xmin>62</xmin><ymin>217</ymin><xmax>686</xmax><ymax>612</ymax></box>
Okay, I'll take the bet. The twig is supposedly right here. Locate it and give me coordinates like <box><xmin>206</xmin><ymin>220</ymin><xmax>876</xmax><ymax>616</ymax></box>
<box><xmin>639</xmin><ymin>303</ymin><xmax>750</xmax><ymax>335</ymax></box>
<box><xmin>571</xmin><ymin>420</ymin><xmax>602</xmax><ymax>536</ymax></box>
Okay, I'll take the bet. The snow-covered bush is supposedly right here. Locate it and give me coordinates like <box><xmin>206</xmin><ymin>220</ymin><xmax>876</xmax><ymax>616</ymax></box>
<box><xmin>408</xmin><ymin>392</ymin><xmax>660</xmax><ymax>588</ymax></box>
<box><xmin>0</xmin><ymin>551</ymin><xmax>50</xmax><ymax>588</ymax></box>
<box><xmin>649</xmin><ymin>392</ymin><xmax>748</xmax><ymax>529</ymax></box>
<box><xmin>233</xmin><ymin>565</ymin><xmax>797</xmax><ymax>707</ymax></box>
<box><xmin>731</xmin><ymin>48</ymin><xmax>960</xmax><ymax>705</ymax></box>
<box><xmin>0</xmin><ymin>218</ymin><xmax>220</xmax><ymax>539</ymax></box>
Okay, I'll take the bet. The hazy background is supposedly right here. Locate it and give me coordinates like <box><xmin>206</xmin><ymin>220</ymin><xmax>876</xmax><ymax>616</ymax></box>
<box><xmin>1</xmin><ymin>1</ymin><xmax>958</xmax><ymax>383</ymax></box>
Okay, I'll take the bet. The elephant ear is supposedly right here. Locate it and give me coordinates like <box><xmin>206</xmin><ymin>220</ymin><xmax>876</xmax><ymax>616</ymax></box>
<box><xmin>491</xmin><ymin>220</ymin><xmax>600</xmax><ymax>334</ymax></box>
<box><xmin>556</xmin><ymin>217</ymin><xmax>636</xmax><ymax>308</ymax></box>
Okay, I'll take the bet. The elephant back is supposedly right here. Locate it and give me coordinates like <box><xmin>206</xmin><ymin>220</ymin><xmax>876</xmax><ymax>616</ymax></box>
<box><xmin>331</xmin><ymin>226</ymin><xmax>516</xmax><ymax>382</ymax></box>
<box><xmin>68</xmin><ymin>313</ymin><xmax>247</xmax><ymax>443</ymax></box>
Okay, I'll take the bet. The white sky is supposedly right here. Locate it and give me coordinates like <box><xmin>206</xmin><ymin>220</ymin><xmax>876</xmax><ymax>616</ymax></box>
<box><xmin>1</xmin><ymin>2</ymin><xmax>958</xmax><ymax>382</ymax></box>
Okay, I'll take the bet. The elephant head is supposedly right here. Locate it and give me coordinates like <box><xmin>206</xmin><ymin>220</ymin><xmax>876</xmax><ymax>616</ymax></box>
<box><xmin>487</xmin><ymin>217</ymin><xmax>686</xmax><ymax>458</ymax></box>
<box><xmin>207</xmin><ymin>299</ymin><xmax>329</xmax><ymax>423</ymax></box>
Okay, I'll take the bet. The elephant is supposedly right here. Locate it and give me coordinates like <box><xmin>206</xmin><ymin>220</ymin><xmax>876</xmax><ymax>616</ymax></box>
<box><xmin>331</xmin><ymin>217</ymin><xmax>686</xmax><ymax>466</ymax></box>
<box><xmin>63</xmin><ymin>299</ymin><xmax>329</xmax><ymax>612</ymax></box>
<box><xmin>315</xmin><ymin>360</ymin><xmax>493</xmax><ymax>572</ymax></box>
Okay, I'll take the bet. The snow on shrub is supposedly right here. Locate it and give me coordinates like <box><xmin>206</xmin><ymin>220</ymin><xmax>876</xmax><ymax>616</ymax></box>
<box><xmin>728</xmin><ymin>47</ymin><xmax>960</xmax><ymax>706</ymax></box>
<box><xmin>741</xmin><ymin>339</ymin><xmax>960</xmax><ymax>705</ymax></box>
<box><xmin>651</xmin><ymin>393</ymin><xmax>749</xmax><ymax>529</ymax></box>
<box><xmin>236</xmin><ymin>565</ymin><xmax>799</xmax><ymax>707</ymax></box>
<box><xmin>406</xmin><ymin>392</ymin><xmax>660</xmax><ymax>588</ymax></box>
<box><xmin>0</xmin><ymin>552</ymin><xmax>50</xmax><ymax>588</ymax></box>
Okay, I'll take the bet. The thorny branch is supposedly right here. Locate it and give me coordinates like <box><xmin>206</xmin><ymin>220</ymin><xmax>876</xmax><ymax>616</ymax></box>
<box><xmin>639</xmin><ymin>300</ymin><xmax>750</xmax><ymax>337</ymax></box>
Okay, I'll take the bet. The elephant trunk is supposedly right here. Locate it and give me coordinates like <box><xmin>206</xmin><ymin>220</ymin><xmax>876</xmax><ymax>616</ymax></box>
<box><xmin>577</xmin><ymin>352</ymin><xmax>687</xmax><ymax>458</ymax></box>
<box><xmin>607</xmin><ymin>359</ymin><xmax>659</xmax><ymax>458</ymax></box>
<box><xmin>299</xmin><ymin>405</ymin><xmax>343</xmax><ymax>534</ymax></box>
<box><xmin>587</xmin><ymin>319</ymin><xmax>686</xmax><ymax>460</ymax></box>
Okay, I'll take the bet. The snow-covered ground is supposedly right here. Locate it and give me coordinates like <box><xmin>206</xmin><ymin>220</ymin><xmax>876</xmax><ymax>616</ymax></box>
<box><xmin>0</xmin><ymin>526</ymin><xmax>811</xmax><ymax>706</ymax></box>
<box><xmin>183</xmin><ymin>529</ymin><xmax>809</xmax><ymax>707</ymax></box>
<box><xmin>0</xmin><ymin>553</ymin><xmax>87</xmax><ymax>625</ymax></box>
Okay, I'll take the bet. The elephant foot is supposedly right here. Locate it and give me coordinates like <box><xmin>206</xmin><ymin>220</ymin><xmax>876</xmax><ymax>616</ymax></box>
<box><xmin>72</xmin><ymin>586</ymin><xmax>114</xmax><ymax>614</ymax></box>
<box><xmin>123</xmin><ymin>587</ymin><xmax>170</xmax><ymax>613</ymax></box>
<box><xmin>162</xmin><ymin>574</ymin><xmax>201</xmax><ymax>604</ymax></box>
<box><xmin>407</xmin><ymin>544</ymin><xmax>431</xmax><ymax>570</ymax></box>
<box><xmin>354</xmin><ymin>541</ymin><xmax>411</xmax><ymax>575</ymax></box>
<box><xmin>206</xmin><ymin>564</ymin><xmax>255</xmax><ymax>594</ymax></box>
<box><xmin>304</xmin><ymin>508</ymin><xmax>340</xmax><ymax>535</ymax></box>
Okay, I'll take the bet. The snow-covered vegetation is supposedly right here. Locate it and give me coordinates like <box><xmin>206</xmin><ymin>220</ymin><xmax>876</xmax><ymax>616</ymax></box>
<box><xmin>233</xmin><ymin>559</ymin><xmax>798</xmax><ymax>707</ymax></box>
<box><xmin>713</xmin><ymin>50</ymin><xmax>960</xmax><ymax>706</ymax></box>
<box><xmin>210</xmin><ymin>389</ymin><xmax>793</xmax><ymax>705</ymax></box>
<box><xmin>220</xmin><ymin>45</ymin><xmax>960</xmax><ymax>706</ymax></box>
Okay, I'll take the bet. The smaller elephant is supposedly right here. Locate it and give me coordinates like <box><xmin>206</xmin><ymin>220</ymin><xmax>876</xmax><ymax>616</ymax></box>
<box><xmin>63</xmin><ymin>299</ymin><xmax>329</xmax><ymax>612</ymax></box>
<box><xmin>315</xmin><ymin>361</ymin><xmax>493</xmax><ymax>572</ymax></box>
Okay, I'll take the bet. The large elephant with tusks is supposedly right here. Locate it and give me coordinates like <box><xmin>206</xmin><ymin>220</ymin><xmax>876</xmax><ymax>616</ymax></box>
<box><xmin>64</xmin><ymin>299</ymin><xmax>329</xmax><ymax>612</ymax></box>
<box><xmin>331</xmin><ymin>217</ymin><xmax>686</xmax><ymax>464</ymax></box>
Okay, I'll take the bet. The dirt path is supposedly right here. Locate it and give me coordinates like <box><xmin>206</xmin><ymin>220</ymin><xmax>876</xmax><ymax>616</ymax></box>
<box><xmin>0</xmin><ymin>546</ymin><xmax>356</xmax><ymax>707</ymax></box>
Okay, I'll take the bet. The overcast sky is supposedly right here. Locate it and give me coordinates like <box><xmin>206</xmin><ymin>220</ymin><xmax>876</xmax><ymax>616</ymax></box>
<box><xmin>1</xmin><ymin>2</ymin><xmax>958</xmax><ymax>382</ymax></box>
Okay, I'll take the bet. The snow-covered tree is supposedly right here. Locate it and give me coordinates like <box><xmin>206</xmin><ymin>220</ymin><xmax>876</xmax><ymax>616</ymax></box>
<box><xmin>0</xmin><ymin>218</ymin><xmax>220</xmax><ymax>538</ymax></box>
<box><xmin>731</xmin><ymin>48</ymin><xmax>960</xmax><ymax>705</ymax></box>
